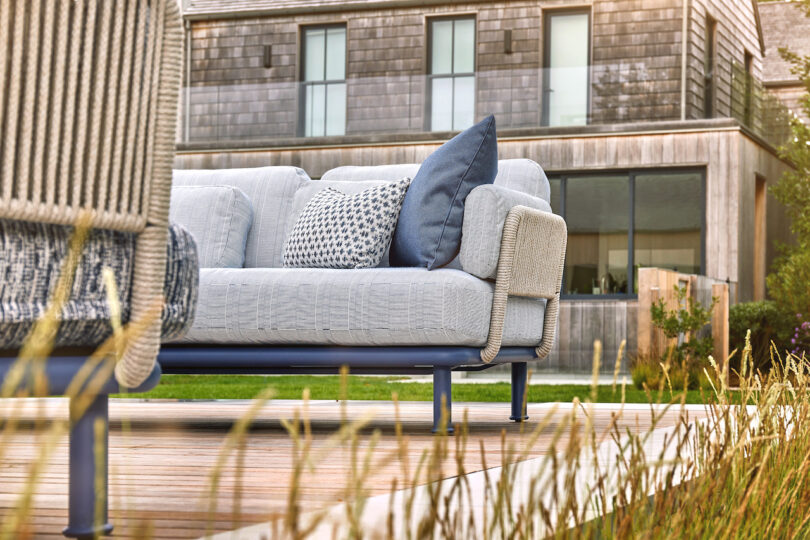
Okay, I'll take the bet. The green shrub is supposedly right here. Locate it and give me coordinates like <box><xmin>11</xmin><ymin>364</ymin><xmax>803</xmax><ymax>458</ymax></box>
<box><xmin>729</xmin><ymin>301</ymin><xmax>792</xmax><ymax>371</ymax></box>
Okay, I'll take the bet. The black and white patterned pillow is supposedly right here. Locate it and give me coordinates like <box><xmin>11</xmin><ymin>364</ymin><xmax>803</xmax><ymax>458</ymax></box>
<box><xmin>283</xmin><ymin>177</ymin><xmax>411</xmax><ymax>269</ymax></box>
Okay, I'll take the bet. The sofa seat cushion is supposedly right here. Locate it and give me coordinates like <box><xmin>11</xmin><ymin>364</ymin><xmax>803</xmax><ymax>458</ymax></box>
<box><xmin>170</xmin><ymin>185</ymin><xmax>253</xmax><ymax>268</ymax></box>
<box><xmin>0</xmin><ymin>220</ymin><xmax>199</xmax><ymax>349</ymax></box>
<box><xmin>182</xmin><ymin>267</ymin><xmax>545</xmax><ymax>347</ymax></box>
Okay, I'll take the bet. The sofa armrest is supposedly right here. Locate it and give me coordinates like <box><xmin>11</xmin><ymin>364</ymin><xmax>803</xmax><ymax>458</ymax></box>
<box><xmin>480</xmin><ymin>206</ymin><xmax>567</xmax><ymax>363</ymax></box>
<box><xmin>459</xmin><ymin>184</ymin><xmax>552</xmax><ymax>280</ymax></box>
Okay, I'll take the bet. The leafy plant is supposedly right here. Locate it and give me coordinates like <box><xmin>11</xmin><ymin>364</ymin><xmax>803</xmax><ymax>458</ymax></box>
<box><xmin>631</xmin><ymin>286</ymin><xmax>717</xmax><ymax>391</ymax></box>
<box><xmin>768</xmin><ymin>5</ymin><xmax>810</xmax><ymax>320</ymax></box>
<box><xmin>630</xmin><ymin>354</ymin><xmax>713</xmax><ymax>391</ymax></box>
<box><xmin>790</xmin><ymin>313</ymin><xmax>810</xmax><ymax>357</ymax></box>
<box><xmin>729</xmin><ymin>300</ymin><xmax>792</xmax><ymax>370</ymax></box>
<box><xmin>650</xmin><ymin>285</ymin><xmax>717</xmax><ymax>365</ymax></box>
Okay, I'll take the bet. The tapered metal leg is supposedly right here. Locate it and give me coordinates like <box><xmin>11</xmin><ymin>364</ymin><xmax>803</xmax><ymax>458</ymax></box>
<box><xmin>432</xmin><ymin>367</ymin><xmax>454</xmax><ymax>433</ymax></box>
<box><xmin>62</xmin><ymin>394</ymin><xmax>113</xmax><ymax>539</ymax></box>
<box><xmin>510</xmin><ymin>362</ymin><xmax>529</xmax><ymax>422</ymax></box>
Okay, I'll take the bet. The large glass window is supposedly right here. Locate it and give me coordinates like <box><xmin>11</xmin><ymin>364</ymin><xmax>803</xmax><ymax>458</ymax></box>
<box><xmin>549</xmin><ymin>170</ymin><xmax>704</xmax><ymax>297</ymax></box>
<box><xmin>428</xmin><ymin>17</ymin><xmax>475</xmax><ymax>131</ymax></box>
<box><xmin>301</xmin><ymin>26</ymin><xmax>346</xmax><ymax>137</ymax></box>
<box><xmin>543</xmin><ymin>11</ymin><xmax>590</xmax><ymax>127</ymax></box>
<box><xmin>634</xmin><ymin>172</ymin><xmax>703</xmax><ymax>278</ymax></box>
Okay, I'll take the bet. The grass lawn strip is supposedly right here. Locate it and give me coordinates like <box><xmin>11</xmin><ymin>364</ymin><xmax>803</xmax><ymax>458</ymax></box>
<box><xmin>115</xmin><ymin>374</ymin><xmax>707</xmax><ymax>404</ymax></box>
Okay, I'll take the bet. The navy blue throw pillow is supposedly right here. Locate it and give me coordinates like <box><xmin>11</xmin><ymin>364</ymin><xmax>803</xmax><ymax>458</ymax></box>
<box><xmin>390</xmin><ymin>115</ymin><xmax>498</xmax><ymax>269</ymax></box>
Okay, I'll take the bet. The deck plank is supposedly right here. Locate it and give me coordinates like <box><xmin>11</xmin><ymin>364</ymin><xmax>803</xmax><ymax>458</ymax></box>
<box><xmin>0</xmin><ymin>399</ymin><xmax>700</xmax><ymax>539</ymax></box>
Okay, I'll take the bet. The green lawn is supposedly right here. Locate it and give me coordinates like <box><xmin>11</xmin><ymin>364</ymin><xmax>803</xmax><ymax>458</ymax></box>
<box><xmin>114</xmin><ymin>374</ymin><xmax>708</xmax><ymax>404</ymax></box>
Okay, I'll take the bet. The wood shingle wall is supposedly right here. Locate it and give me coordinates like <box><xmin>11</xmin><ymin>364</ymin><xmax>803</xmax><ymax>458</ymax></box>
<box><xmin>590</xmin><ymin>0</ymin><xmax>684</xmax><ymax>124</ymax></box>
<box><xmin>686</xmin><ymin>0</ymin><xmax>763</xmax><ymax>120</ymax></box>
<box><xmin>184</xmin><ymin>0</ymin><xmax>765</xmax><ymax>142</ymax></box>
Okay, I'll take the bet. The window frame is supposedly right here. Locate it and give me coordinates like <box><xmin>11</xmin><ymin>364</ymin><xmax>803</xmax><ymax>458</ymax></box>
<box><xmin>298</xmin><ymin>23</ymin><xmax>348</xmax><ymax>137</ymax></box>
<box><xmin>541</xmin><ymin>7</ymin><xmax>592</xmax><ymax>127</ymax></box>
<box><xmin>549</xmin><ymin>167</ymin><xmax>707</xmax><ymax>300</ymax></box>
<box><xmin>425</xmin><ymin>15</ymin><xmax>477</xmax><ymax>132</ymax></box>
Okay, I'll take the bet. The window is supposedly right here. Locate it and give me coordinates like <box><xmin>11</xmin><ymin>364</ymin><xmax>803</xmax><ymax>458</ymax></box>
<box><xmin>634</xmin><ymin>172</ymin><xmax>703</xmax><ymax>279</ymax></box>
<box><xmin>704</xmin><ymin>16</ymin><xmax>717</xmax><ymax>118</ymax></box>
<box><xmin>549</xmin><ymin>170</ymin><xmax>704</xmax><ymax>297</ymax></box>
<box><xmin>428</xmin><ymin>17</ymin><xmax>475</xmax><ymax>131</ymax></box>
<box><xmin>301</xmin><ymin>25</ymin><xmax>346</xmax><ymax>137</ymax></box>
<box><xmin>543</xmin><ymin>10</ymin><xmax>590</xmax><ymax>126</ymax></box>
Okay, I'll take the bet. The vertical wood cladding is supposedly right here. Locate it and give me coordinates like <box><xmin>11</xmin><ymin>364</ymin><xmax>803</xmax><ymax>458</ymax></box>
<box><xmin>186</xmin><ymin>0</ymin><xmax>765</xmax><ymax>140</ymax></box>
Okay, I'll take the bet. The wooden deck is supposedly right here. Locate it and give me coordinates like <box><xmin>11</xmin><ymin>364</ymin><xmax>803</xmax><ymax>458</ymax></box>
<box><xmin>0</xmin><ymin>398</ymin><xmax>701</xmax><ymax>539</ymax></box>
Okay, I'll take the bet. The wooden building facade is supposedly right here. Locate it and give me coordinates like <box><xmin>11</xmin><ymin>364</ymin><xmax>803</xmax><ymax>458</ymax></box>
<box><xmin>759</xmin><ymin>1</ymin><xmax>810</xmax><ymax>124</ymax></box>
<box><xmin>175</xmin><ymin>0</ymin><xmax>793</xmax><ymax>373</ymax></box>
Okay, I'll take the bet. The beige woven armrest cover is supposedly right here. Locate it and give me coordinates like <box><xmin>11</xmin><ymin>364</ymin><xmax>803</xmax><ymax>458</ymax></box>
<box><xmin>481</xmin><ymin>206</ymin><xmax>567</xmax><ymax>363</ymax></box>
<box><xmin>0</xmin><ymin>0</ymin><xmax>184</xmax><ymax>387</ymax></box>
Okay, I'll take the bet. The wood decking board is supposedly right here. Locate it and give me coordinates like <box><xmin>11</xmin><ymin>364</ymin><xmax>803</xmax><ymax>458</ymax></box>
<box><xmin>0</xmin><ymin>399</ymin><xmax>700</xmax><ymax>539</ymax></box>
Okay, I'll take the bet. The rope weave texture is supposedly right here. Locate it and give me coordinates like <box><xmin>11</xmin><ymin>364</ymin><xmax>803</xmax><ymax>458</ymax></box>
<box><xmin>481</xmin><ymin>206</ymin><xmax>568</xmax><ymax>363</ymax></box>
<box><xmin>0</xmin><ymin>0</ymin><xmax>184</xmax><ymax>388</ymax></box>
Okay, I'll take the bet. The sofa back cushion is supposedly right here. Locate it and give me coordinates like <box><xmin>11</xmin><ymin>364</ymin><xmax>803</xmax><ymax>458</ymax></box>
<box><xmin>321</xmin><ymin>158</ymin><xmax>550</xmax><ymax>202</ymax></box>
<box><xmin>321</xmin><ymin>163</ymin><xmax>420</xmax><ymax>182</ymax></box>
<box><xmin>169</xmin><ymin>185</ymin><xmax>253</xmax><ymax>268</ymax></box>
<box><xmin>493</xmin><ymin>159</ymin><xmax>550</xmax><ymax>201</ymax></box>
<box><xmin>173</xmin><ymin>167</ymin><xmax>309</xmax><ymax>268</ymax></box>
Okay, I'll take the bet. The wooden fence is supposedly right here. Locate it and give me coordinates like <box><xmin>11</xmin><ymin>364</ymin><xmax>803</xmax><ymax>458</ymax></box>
<box><xmin>637</xmin><ymin>268</ymin><xmax>731</xmax><ymax>373</ymax></box>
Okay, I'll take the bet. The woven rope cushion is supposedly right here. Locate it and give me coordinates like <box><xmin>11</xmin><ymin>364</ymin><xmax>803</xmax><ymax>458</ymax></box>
<box><xmin>283</xmin><ymin>177</ymin><xmax>411</xmax><ymax>269</ymax></box>
<box><xmin>0</xmin><ymin>220</ymin><xmax>199</xmax><ymax>349</ymax></box>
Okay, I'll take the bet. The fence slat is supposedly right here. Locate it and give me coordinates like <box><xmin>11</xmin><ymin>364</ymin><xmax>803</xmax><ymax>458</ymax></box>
<box><xmin>712</xmin><ymin>283</ymin><xmax>730</xmax><ymax>383</ymax></box>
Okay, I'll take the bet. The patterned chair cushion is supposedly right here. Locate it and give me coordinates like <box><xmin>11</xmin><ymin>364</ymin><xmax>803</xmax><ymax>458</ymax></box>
<box><xmin>0</xmin><ymin>220</ymin><xmax>199</xmax><ymax>349</ymax></box>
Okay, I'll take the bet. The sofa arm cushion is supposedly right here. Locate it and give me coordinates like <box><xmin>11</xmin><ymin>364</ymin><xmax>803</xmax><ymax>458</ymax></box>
<box><xmin>481</xmin><ymin>205</ymin><xmax>567</xmax><ymax>362</ymax></box>
<box><xmin>169</xmin><ymin>185</ymin><xmax>253</xmax><ymax>268</ymax></box>
<box><xmin>459</xmin><ymin>184</ymin><xmax>552</xmax><ymax>280</ymax></box>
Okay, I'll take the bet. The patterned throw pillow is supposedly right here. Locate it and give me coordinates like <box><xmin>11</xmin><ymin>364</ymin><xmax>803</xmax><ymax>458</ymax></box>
<box><xmin>283</xmin><ymin>177</ymin><xmax>411</xmax><ymax>269</ymax></box>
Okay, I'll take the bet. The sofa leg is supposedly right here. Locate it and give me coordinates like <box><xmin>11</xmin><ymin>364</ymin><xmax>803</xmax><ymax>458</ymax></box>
<box><xmin>62</xmin><ymin>394</ymin><xmax>113</xmax><ymax>539</ymax></box>
<box><xmin>510</xmin><ymin>362</ymin><xmax>529</xmax><ymax>422</ymax></box>
<box><xmin>432</xmin><ymin>367</ymin><xmax>454</xmax><ymax>434</ymax></box>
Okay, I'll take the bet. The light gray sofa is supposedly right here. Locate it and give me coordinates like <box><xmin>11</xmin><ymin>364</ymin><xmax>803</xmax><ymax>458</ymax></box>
<box><xmin>159</xmin><ymin>159</ymin><xmax>567</xmax><ymax>431</ymax></box>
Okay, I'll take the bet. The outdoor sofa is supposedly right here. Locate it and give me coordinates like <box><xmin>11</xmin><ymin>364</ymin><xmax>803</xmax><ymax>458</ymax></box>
<box><xmin>160</xmin><ymin>156</ymin><xmax>568</xmax><ymax>433</ymax></box>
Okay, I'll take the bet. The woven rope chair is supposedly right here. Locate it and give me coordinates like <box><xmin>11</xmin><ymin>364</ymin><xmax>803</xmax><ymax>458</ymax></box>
<box><xmin>0</xmin><ymin>1</ymin><xmax>182</xmax><ymax>536</ymax></box>
<box><xmin>0</xmin><ymin>0</ymin><xmax>182</xmax><ymax>385</ymax></box>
